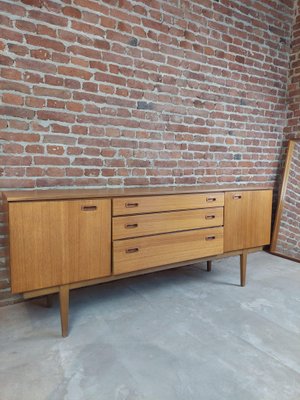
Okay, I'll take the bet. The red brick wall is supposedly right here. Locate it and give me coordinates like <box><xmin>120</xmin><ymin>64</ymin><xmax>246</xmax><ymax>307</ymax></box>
<box><xmin>0</xmin><ymin>0</ymin><xmax>295</xmax><ymax>304</ymax></box>
<box><xmin>286</xmin><ymin>0</ymin><xmax>300</xmax><ymax>140</ymax></box>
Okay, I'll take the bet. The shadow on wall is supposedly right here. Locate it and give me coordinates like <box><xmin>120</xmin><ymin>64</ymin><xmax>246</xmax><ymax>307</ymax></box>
<box><xmin>0</xmin><ymin>197</ymin><xmax>22</xmax><ymax>306</ymax></box>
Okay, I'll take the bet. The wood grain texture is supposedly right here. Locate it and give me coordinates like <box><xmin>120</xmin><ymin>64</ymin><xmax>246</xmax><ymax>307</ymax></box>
<box><xmin>3</xmin><ymin>185</ymin><xmax>272</xmax><ymax>203</ymax></box>
<box><xmin>9</xmin><ymin>199</ymin><xmax>111</xmax><ymax>293</ymax></box>
<box><xmin>113</xmin><ymin>227</ymin><xmax>224</xmax><ymax>275</ymax></box>
<box><xmin>271</xmin><ymin>139</ymin><xmax>298</xmax><ymax>254</ymax></box>
<box><xmin>23</xmin><ymin>246</ymin><xmax>263</xmax><ymax>299</ymax></box>
<box><xmin>59</xmin><ymin>285</ymin><xmax>69</xmax><ymax>337</ymax></box>
<box><xmin>113</xmin><ymin>193</ymin><xmax>224</xmax><ymax>216</ymax></box>
<box><xmin>240</xmin><ymin>251</ymin><xmax>247</xmax><ymax>287</ymax></box>
<box><xmin>224</xmin><ymin>190</ymin><xmax>272</xmax><ymax>252</ymax></box>
<box><xmin>113</xmin><ymin>207</ymin><xmax>223</xmax><ymax>240</ymax></box>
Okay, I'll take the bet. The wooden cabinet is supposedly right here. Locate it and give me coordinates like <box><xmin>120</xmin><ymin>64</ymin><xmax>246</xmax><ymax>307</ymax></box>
<box><xmin>9</xmin><ymin>199</ymin><xmax>111</xmax><ymax>293</ymax></box>
<box><xmin>224</xmin><ymin>190</ymin><xmax>272</xmax><ymax>252</ymax></box>
<box><xmin>3</xmin><ymin>186</ymin><xmax>273</xmax><ymax>337</ymax></box>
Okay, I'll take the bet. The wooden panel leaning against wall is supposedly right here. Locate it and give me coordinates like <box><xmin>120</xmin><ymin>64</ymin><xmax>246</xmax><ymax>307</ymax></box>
<box><xmin>3</xmin><ymin>187</ymin><xmax>273</xmax><ymax>337</ymax></box>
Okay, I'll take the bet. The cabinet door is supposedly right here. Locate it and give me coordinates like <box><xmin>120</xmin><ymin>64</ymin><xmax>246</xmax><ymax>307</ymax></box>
<box><xmin>9</xmin><ymin>199</ymin><xmax>111</xmax><ymax>293</ymax></box>
<box><xmin>224</xmin><ymin>190</ymin><xmax>272</xmax><ymax>252</ymax></box>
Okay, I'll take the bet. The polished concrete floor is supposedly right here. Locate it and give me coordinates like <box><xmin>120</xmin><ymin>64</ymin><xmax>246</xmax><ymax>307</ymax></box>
<box><xmin>1</xmin><ymin>252</ymin><xmax>300</xmax><ymax>400</ymax></box>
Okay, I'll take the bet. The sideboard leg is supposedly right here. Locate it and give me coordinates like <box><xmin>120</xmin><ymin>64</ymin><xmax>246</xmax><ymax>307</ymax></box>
<box><xmin>240</xmin><ymin>251</ymin><xmax>247</xmax><ymax>287</ymax></box>
<box><xmin>59</xmin><ymin>285</ymin><xmax>69</xmax><ymax>337</ymax></box>
<box><xmin>207</xmin><ymin>261</ymin><xmax>212</xmax><ymax>272</ymax></box>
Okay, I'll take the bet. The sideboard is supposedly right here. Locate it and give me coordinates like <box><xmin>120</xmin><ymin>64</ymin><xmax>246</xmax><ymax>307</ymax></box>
<box><xmin>2</xmin><ymin>186</ymin><xmax>273</xmax><ymax>337</ymax></box>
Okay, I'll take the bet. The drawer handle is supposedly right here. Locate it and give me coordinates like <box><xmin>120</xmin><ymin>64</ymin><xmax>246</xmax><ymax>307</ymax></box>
<box><xmin>205</xmin><ymin>215</ymin><xmax>216</xmax><ymax>220</ymax></box>
<box><xmin>125</xmin><ymin>223</ymin><xmax>138</xmax><ymax>229</ymax></box>
<box><xmin>206</xmin><ymin>197</ymin><xmax>217</xmax><ymax>202</ymax></box>
<box><xmin>205</xmin><ymin>236</ymin><xmax>216</xmax><ymax>241</ymax></box>
<box><xmin>125</xmin><ymin>202</ymin><xmax>139</xmax><ymax>208</ymax></box>
<box><xmin>233</xmin><ymin>194</ymin><xmax>242</xmax><ymax>200</ymax></box>
<box><xmin>125</xmin><ymin>247</ymin><xmax>139</xmax><ymax>254</ymax></box>
<box><xmin>81</xmin><ymin>205</ymin><xmax>97</xmax><ymax>211</ymax></box>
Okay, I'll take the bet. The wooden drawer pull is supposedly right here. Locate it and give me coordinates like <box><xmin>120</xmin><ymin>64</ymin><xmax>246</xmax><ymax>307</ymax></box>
<box><xmin>125</xmin><ymin>247</ymin><xmax>139</xmax><ymax>254</ymax></box>
<box><xmin>206</xmin><ymin>197</ymin><xmax>217</xmax><ymax>202</ymax></box>
<box><xmin>205</xmin><ymin>235</ymin><xmax>216</xmax><ymax>241</ymax></box>
<box><xmin>205</xmin><ymin>214</ymin><xmax>216</xmax><ymax>220</ymax></box>
<box><xmin>233</xmin><ymin>194</ymin><xmax>242</xmax><ymax>200</ymax></box>
<box><xmin>125</xmin><ymin>223</ymin><xmax>138</xmax><ymax>229</ymax></box>
<box><xmin>125</xmin><ymin>202</ymin><xmax>139</xmax><ymax>208</ymax></box>
<box><xmin>81</xmin><ymin>205</ymin><xmax>97</xmax><ymax>211</ymax></box>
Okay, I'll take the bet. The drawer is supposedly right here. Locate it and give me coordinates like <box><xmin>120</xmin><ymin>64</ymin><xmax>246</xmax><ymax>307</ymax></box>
<box><xmin>113</xmin><ymin>193</ymin><xmax>224</xmax><ymax>216</ymax></box>
<box><xmin>113</xmin><ymin>227</ymin><xmax>224</xmax><ymax>275</ymax></box>
<box><xmin>113</xmin><ymin>207</ymin><xmax>223</xmax><ymax>240</ymax></box>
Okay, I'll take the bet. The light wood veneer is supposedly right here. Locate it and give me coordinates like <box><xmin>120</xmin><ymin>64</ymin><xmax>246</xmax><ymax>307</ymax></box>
<box><xmin>113</xmin><ymin>227</ymin><xmax>224</xmax><ymax>275</ymax></box>
<box><xmin>113</xmin><ymin>207</ymin><xmax>223</xmax><ymax>240</ymax></box>
<box><xmin>113</xmin><ymin>193</ymin><xmax>224</xmax><ymax>215</ymax></box>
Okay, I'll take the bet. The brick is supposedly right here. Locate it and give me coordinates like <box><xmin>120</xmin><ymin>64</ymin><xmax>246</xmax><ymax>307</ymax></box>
<box><xmin>30</xmin><ymin>49</ymin><xmax>51</xmax><ymax>60</ymax></box>
<box><xmin>0</xmin><ymin>1</ymin><xmax>25</xmax><ymax>16</ymax></box>
<box><xmin>47</xmin><ymin>145</ymin><xmax>65</xmax><ymax>155</ymax></box>
<box><xmin>33</xmin><ymin>87</ymin><xmax>71</xmax><ymax>99</ymax></box>
<box><xmin>34</xmin><ymin>156</ymin><xmax>70</xmax><ymax>165</ymax></box>
<box><xmin>15</xmin><ymin>20</ymin><xmax>36</xmax><ymax>33</ymax></box>
<box><xmin>16</xmin><ymin>59</ymin><xmax>56</xmax><ymax>74</ymax></box>
<box><xmin>0</xmin><ymin>106</ymin><xmax>34</xmax><ymax>119</ymax></box>
<box><xmin>57</xmin><ymin>66</ymin><xmax>93</xmax><ymax>80</ymax></box>
<box><xmin>37</xmin><ymin>110</ymin><xmax>75</xmax><ymax>123</ymax></box>
<box><xmin>26</xmin><ymin>145</ymin><xmax>44</xmax><ymax>154</ymax></box>
<box><xmin>25</xmin><ymin>97</ymin><xmax>46</xmax><ymax>108</ymax></box>
<box><xmin>3</xmin><ymin>144</ymin><xmax>24</xmax><ymax>154</ymax></box>
<box><xmin>0</xmin><ymin>55</ymin><xmax>13</xmax><ymax>66</ymax></box>
<box><xmin>2</xmin><ymin>94</ymin><xmax>24</xmax><ymax>106</ymax></box>
<box><xmin>63</xmin><ymin>6</ymin><xmax>82</xmax><ymax>19</ymax></box>
<box><xmin>0</xmin><ymin>28</ymin><xmax>23</xmax><ymax>42</ymax></box>
<box><xmin>1</xmin><ymin>69</ymin><xmax>22</xmax><ymax>80</ymax></box>
<box><xmin>0</xmin><ymin>156</ymin><xmax>32</xmax><ymax>166</ymax></box>
<box><xmin>25</xmin><ymin>35</ymin><xmax>65</xmax><ymax>52</ymax></box>
<box><xmin>28</xmin><ymin>10</ymin><xmax>68</xmax><ymax>27</ymax></box>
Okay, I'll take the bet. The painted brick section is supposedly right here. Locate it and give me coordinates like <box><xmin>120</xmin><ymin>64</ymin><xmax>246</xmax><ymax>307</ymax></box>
<box><xmin>286</xmin><ymin>0</ymin><xmax>300</xmax><ymax>140</ymax></box>
<box><xmin>0</xmin><ymin>0</ymin><xmax>295</xmax><ymax>304</ymax></box>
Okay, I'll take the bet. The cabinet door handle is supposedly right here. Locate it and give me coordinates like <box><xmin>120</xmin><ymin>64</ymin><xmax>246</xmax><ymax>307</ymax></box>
<box><xmin>81</xmin><ymin>205</ymin><xmax>97</xmax><ymax>211</ymax></box>
<box><xmin>205</xmin><ymin>235</ymin><xmax>216</xmax><ymax>241</ymax></box>
<box><xmin>206</xmin><ymin>197</ymin><xmax>217</xmax><ymax>202</ymax></box>
<box><xmin>125</xmin><ymin>247</ymin><xmax>139</xmax><ymax>254</ymax></box>
<box><xmin>125</xmin><ymin>202</ymin><xmax>139</xmax><ymax>208</ymax></box>
<box><xmin>233</xmin><ymin>194</ymin><xmax>242</xmax><ymax>200</ymax></box>
<box><xmin>205</xmin><ymin>215</ymin><xmax>216</xmax><ymax>220</ymax></box>
<box><xmin>125</xmin><ymin>223</ymin><xmax>138</xmax><ymax>229</ymax></box>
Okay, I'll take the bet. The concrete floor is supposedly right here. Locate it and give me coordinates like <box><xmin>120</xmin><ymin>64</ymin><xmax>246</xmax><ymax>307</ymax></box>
<box><xmin>1</xmin><ymin>252</ymin><xmax>300</xmax><ymax>400</ymax></box>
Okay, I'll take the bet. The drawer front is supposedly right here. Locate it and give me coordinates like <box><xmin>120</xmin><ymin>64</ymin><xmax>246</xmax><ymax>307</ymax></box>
<box><xmin>113</xmin><ymin>227</ymin><xmax>224</xmax><ymax>275</ymax></box>
<box><xmin>113</xmin><ymin>207</ymin><xmax>223</xmax><ymax>240</ymax></box>
<box><xmin>113</xmin><ymin>193</ymin><xmax>224</xmax><ymax>216</ymax></box>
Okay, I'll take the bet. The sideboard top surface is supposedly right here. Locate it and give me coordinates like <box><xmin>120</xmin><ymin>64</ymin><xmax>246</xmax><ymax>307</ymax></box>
<box><xmin>3</xmin><ymin>185</ymin><xmax>273</xmax><ymax>203</ymax></box>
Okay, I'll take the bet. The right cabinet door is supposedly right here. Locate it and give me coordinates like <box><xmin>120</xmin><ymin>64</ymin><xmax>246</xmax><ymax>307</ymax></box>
<box><xmin>224</xmin><ymin>190</ymin><xmax>272</xmax><ymax>252</ymax></box>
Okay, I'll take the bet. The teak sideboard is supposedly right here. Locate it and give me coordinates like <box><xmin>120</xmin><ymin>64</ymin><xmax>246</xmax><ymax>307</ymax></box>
<box><xmin>3</xmin><ymin>186</ymin><xmax>273</xmax><ymax>337</ymax></box>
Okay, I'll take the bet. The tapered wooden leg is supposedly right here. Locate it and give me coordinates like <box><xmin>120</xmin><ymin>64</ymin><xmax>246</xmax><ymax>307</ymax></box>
<box><xmin>240</xmin><ymin>251</ymin><xmax>247</xmax><ymax>287</ymax></box>
<box><xmin>45</xmin><ymin>294</ymin><xmax>53</xmax><ymax>308</ymax></box>
<box><xmin>207</xmin><ymin>260</ymin><xmax>212</xmax><ymax>272</ymax></box>
<box><xmin>59</xmin><ymin>285</ymin><xmax>69</xmax><ymax>337</ymax></box>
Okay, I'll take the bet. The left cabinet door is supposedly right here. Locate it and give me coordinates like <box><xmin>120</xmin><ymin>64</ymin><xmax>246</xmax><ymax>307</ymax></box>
<box><xmin>9</xmin><ymin>199</ymin><xmax>111</xmax><ymax>293</ymax></box>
